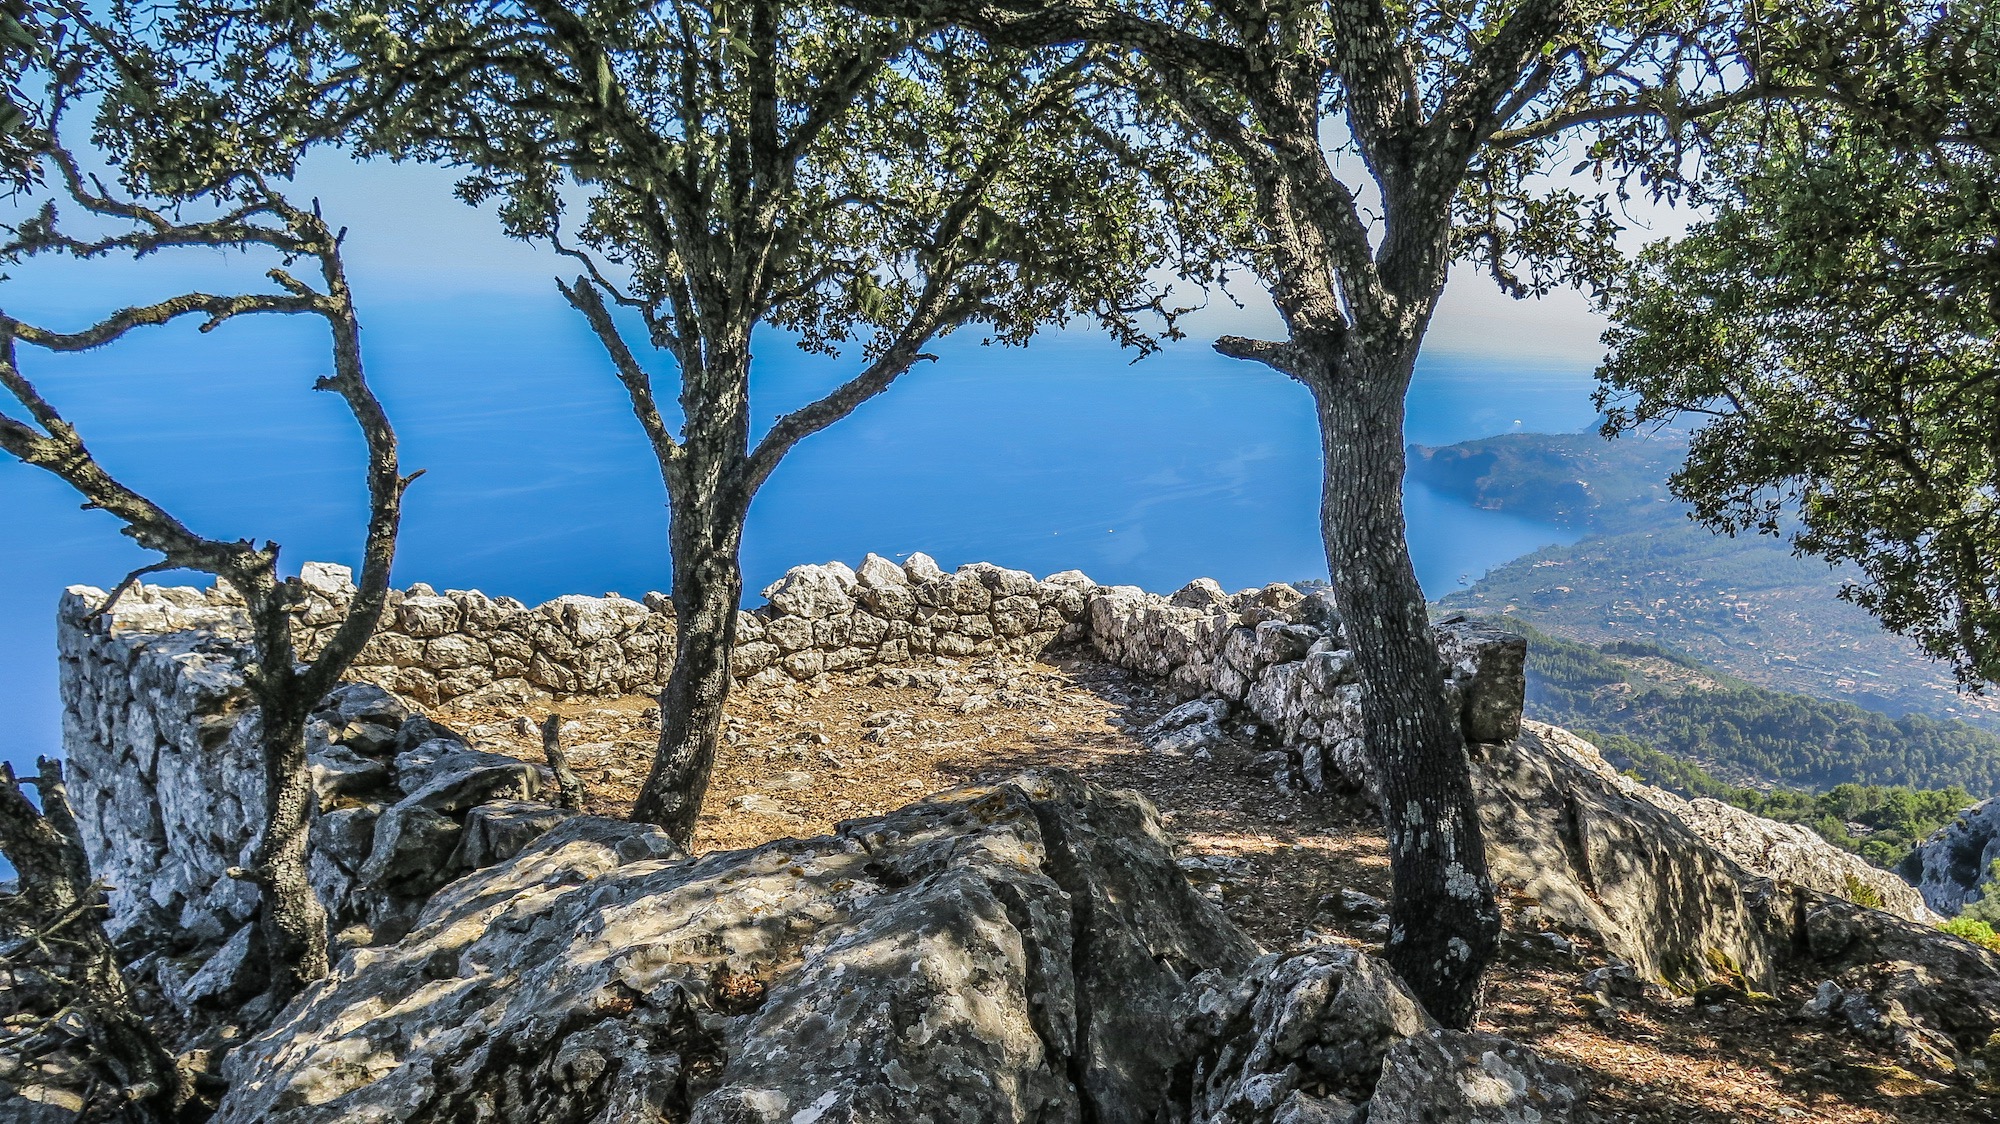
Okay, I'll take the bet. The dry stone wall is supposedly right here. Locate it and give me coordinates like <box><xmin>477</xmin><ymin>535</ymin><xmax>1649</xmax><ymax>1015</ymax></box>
<box><xmin>54</xmin><ymin>554</ymin><xmax>1523</xmax><ymax>1009</ymax></box>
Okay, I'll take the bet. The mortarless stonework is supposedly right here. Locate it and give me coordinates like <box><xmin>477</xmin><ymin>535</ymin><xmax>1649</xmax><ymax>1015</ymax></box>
<box><xmin>56</xmin><ymin>555</ymin><xmax>1523</xmax><ymax>1007</ymax></box>
<box><xmin>56</xmin><ymin>552</ymin><xmax>1994</xmax><ymax>1078</ymax></box>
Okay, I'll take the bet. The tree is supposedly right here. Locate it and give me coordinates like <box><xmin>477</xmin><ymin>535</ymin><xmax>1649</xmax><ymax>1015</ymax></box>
<box><xmin>851</xmin><ymin>0</ymin><xmax>1802</xmax><ymax>1026</ymax></box>
<box><xmin>163</xmin><ymin>0</ymin><xmax>1230</xmax><ymax>845</ymax></box>
<box><xmin>0</xmin><ymin>760</ymin><xmax>190</xmax><ymax>1122</ymax></box>
<box><xmin>1599</xmin><ymin>3</ymin><xmax>2000</xmax><ymax>689</ymax></box>
<box><xmin>0</xmin><ymin>10</ymin><xmax>413</xmax><ymax>1007</ymax></box>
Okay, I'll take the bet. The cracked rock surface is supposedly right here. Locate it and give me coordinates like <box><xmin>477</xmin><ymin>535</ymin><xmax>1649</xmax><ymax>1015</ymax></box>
<box><xmin>211</xmin><ymin>772</ymin><xmax>1588</xmax><ymax>1124</ymax></box>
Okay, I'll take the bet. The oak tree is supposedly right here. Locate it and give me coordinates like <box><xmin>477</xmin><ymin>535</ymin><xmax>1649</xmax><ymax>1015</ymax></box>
<box><xmin>857</xmin><ymin>0</ymin><xmax>1803</xmax><ymax>1026</ymax></box>
<box><xmin>1</xmin><ymin>10</ymin><xmax>414</xmax><ymax>1007</ymax></box>
<box><xmin>1601</xmin><ymin>2</ymin><xmax>2000</xmax><ymax>688</ymax></box>
<box><xmin>170</xmin><ymin>0</ymin><xmax>1231</xmax><ymax>845</ymax></box>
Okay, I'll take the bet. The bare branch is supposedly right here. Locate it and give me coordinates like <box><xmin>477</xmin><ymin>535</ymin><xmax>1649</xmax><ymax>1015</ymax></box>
<box><xmin>559</xmin><ymin>275</ymin><xmax>684</xmax><ymax>469</ymax></box>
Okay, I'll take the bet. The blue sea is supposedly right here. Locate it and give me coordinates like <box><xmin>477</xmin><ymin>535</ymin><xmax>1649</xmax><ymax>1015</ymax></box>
<box><xmin>0</xmin><ymin>289</ymin><xmax>1596</xmax><ymax>775</ymax></box>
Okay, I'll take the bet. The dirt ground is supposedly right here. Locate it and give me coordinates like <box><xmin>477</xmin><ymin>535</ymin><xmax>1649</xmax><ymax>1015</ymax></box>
<box><xmin>437</xmin><ymin>648</ymin><xmax>1999</xmax><ymax>1124</ymax></box>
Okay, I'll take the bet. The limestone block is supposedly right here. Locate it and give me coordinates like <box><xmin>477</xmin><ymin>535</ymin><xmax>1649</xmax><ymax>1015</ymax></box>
<box><xmin>425</xmin><ymin>634</ymin><xmax>492</xmax><ymax>669</ymax></box>
<box><xmin>782</xmin><ymin>650</ymin><xmax>826</xmax><ymax>679</ymax></box>
<box><xmin>903</xmin><ymin>551</ymin><xmax>946</xmax><ymax>583</ymax></box>
<box><xmin>763</xmin><ymin>615</ymin><xmax>816</xmax><ymax>653</ymax></box>
<box><xmin>734</xmin><ymin>642</ymin><xmax>778</xmax><ymax>677</ymax></box>
<box><xmin>397</xmin><ymin>595</ymin><xmax>461</xmax><ymax>639</ymax></box>
<box><xmin>762</xmin><ymin>562</ymin><xmax>857</xmax><ymax>618</ymax></box>
<box><xmin>846</xmin><ymin>612</ymin><xmax>890</xmax><ymax>648</ymax></box>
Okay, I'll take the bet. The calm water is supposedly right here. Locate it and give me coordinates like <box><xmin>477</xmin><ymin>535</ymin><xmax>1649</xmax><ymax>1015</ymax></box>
<box><xmin>0</xmin><ymin>292</ymin><xmax>1593</xmax><ymax>772</ymax></box>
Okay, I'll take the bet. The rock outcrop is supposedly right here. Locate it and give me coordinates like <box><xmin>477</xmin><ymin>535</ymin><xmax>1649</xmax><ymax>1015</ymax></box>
<box><xmin>1903</xmin><ymin>796</ymin><xmax>2000</xmax><ymax>917</ymax></box>
<box><xmin>57</xmin><ymin>594</ymin><xmax>578</xmax><ymax>1011</ymax></box>
<box><xmin>1477</xmin><ymin>723</ymin><xmax>1791</xmax><ymax>992</ymax></box>
<box><xmin>211</xmin><ymin>773</ymin><xmax>1590</xmax><ymax>1124</ymax></box>
<box><xmin>57</xmin><ymin>560</ymin><xmax>1531</xmax><ymax>993</ymax></box>
<box><xmin>61</xmin><ymin>558</ymin><xmax>1941</xmax><ymax>1022</ymax></box>
<box><xmin>1483</xmin><ymin>724</ymin><xmax>2000</xmax><ymax>1076</ymax></box>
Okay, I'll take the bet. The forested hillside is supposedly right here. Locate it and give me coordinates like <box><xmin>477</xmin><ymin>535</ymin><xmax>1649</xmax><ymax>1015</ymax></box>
<box><xmin>1419</xmin><ymin>430</ymin><xmax>2000</xmax><ymax>730</ymax></box>
<box><xmin>1478</xmin><ymin>617</ymin><xmax>1990</xmax><ymax>866</ymax></box>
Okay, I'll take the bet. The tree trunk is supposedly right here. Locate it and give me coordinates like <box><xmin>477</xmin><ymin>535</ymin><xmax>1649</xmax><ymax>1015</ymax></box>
<box><xmin>0</xmin><ymin>759</ymin><xmax>189</xmax><ymax>1121</ymax></box>
<box><xmin>631</xmin><ymin>508</ymin><xmax>747</xmax><ymax>847</ymax></box>
<box><xmin>1314</xmin><ymin>342</ymin><xmax>1501</xmax><ymax>1030</ymax></box>
<box><xmin>248</xmin><ymin>690</ymin><xmax>330</xmax><ymax>1002</ymax></box>
<box><xmin>236</xmin><ymin>572</ymin><xmax>332</xmax><ymax>1008</ymax></box>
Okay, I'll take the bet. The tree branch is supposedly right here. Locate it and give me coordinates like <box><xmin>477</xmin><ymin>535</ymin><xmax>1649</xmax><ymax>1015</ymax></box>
<box><xmin>559</xmin><ymin>275</ymin><xmax>684</xmax><ymax>472</ymax></box>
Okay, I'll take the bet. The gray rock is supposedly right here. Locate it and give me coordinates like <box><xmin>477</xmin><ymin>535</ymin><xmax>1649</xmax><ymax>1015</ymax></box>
<box><xmin>1171</xmin><ymin>578</ymin><xmax>1231</xmax><ymax>610</ymax></box>
<box><xmin>1181</xmin><ymin>947</ymin><xmax>1432</xmax><ymax>1121</ymax></box>
<box><xmin>761</xmin><ymin>561</ymin><xmax>858</xmax><ymax>618</ymax></box>
<box><xmin>1367</xmin><ymin>1029</ymin><xmax>1589</xmax><ymax>1124</ymax></box>
<box><xmin>1152</xmin><ymin>721</ymin><xmax>1227</xmax><ymax>757</ymax></box>
<box><xmin>1904</xmin><ymin>796</ymin><xmax>2000</xmax><ymax>917</ymax></box>
<box><xmin>456</xmin><ymin>799</ymin><xmax>578</xmax><ymax>868</ymax></box>
<box><xmin>314</xmin><ymin>682</ymin><xmax>411</xmax><ymax>732</ymax></box>
<box><xmin>1434</xmin><ymin>618</ymin><xmax>1527</xmax><ymax>743</ymax></box>
<box><xmin>1479</xmin><ymin>724</ymin><xmax>1785</xmax><ymax>992</ymax></box>
<box><xmin>213</xmin><ymin>774</ymin><xmax>1258</xmax><ymax>1124</ymax></box>
<box><xmin>1145</xmin><ymin>697</ymin><xmax>1230</xmax><ymax>738</ymax></box>
<box><xmin>903</xmin><ymin>551</ymin><xmax>947</xmax><ymax>583</ymax></box>
<box><xmin>1671</xmin><ymin>796</ymin><xmax>1935</xmax><ymax>922</ymax></box>
<box><xmin>176</xmin><ymin>919</ymin><xmax>259</xmax><ymax>1010</ymax></box>
<box><xmin>394</xmin><ymin>748</ymin><xmax>544</xmax><ymax>810</ymax></box>
<box><xmin>307</xmin><ymin>743</ymin><xmax>390</xmax><ymax>807</ymax></box>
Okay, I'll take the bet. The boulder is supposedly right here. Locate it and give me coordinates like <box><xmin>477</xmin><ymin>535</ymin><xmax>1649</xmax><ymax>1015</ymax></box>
<box><xmin>1903</xmin><ymin>796</ymin><xmax>2000</xmax><ymax>917</ymax></box>
<box><xmin>1477</xmin><ymin>724</ymin><xmax>1786</xmax><ymax>992</ymax></box>
<box><xmin>1367</xmin><ymin>1029</ymin><xmax>1589</xmax><ymax>1124</ymax></box>
<box><xmin>1489</xmin><ymin>724</ymin><xmax>2000</xmax><ymax>1069</ymax></box>
<box><xmin>1433</xmin><ymin>618</ymin><xmax>1527</xmax><ymax>744</ymax></box>
<box><xmin>1179</xmin><ymin>947</ymin><xmax>1430</xmax><ymax>1122</ymax></box>
<box><xmin>213</xmin><ymin>773</ymin><xmax>1261</xmax><ymax>1124</ymax></box>
<box><xmin>1670</xmin><ymin>796</ymin><xmax>1935</xmax><ymax>923</ymax></box>
<box><xmin>762</xmin><ymin>562</ymin><xmax>859</xmax><ymax>619</ymax></box>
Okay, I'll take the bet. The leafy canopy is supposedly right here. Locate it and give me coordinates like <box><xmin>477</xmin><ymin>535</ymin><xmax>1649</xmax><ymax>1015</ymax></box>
<box><xmin>1599</xmin><ymin>1</ymin><xmax>2000</xmax><ymax>687</ymax></box>
<box><xmin>121</xmin><ymin>0</ymin><xmax>1245</xmax><ymax>370</ymax></box>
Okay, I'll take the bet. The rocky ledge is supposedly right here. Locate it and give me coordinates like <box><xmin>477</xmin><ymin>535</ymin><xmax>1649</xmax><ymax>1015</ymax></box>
<box><xmin>213</xmin><ymin>772</ymin><xmax>1585</xmax><ymax>1124</ymax></box>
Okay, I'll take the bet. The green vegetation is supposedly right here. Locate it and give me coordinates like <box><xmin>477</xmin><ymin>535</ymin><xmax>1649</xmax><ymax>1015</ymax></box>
<box><xmin>1960</xmin><ymin>862</ymin><xmax>2000</xmax><ymax>927</ymax></box>
<box><xmin>1600</xmin><ymin>33</ymin><xmax>2000</xmax><ymax>687</ymax></box>
<box><xmin>1485</xmin><ymin>618</ymin><xmax>1988</xmax><ymax>868</ymax></box>
<box><xmin>1942</xmin><ymin>916</ymin><xmax>2000</xmax><ymax>955</ymax></box>
<box><xmin>1428</xmin><ymin>431</ymin><xmax>2000</xmax><ymax>731</ymax></box>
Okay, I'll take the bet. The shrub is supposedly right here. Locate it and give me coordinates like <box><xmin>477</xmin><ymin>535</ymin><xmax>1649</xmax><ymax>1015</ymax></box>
<box><xmin>1941</xmin><ymin>916</ymin><xmax>2000</xmax><ymax>954</ymax></box>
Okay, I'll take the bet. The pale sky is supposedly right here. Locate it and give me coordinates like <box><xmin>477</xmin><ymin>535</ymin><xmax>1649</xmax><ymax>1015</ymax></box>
<box><xmin>274</xmin><ymin>151</ymin><xmax>1670</xmax><ymax>373</ymax></box>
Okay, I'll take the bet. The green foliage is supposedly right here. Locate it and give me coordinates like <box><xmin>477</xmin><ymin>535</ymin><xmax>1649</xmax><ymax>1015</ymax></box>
<box><xmin>1843</xmin><ymin>873</ymin><xmax>1886</xmax><ymax>910</ymax></box>
<box><xmin>1598</xmin><ymin>1</ymin><xmax>2000</xmax><ymax>687</ymax></box>
<box><xmin>1942</xmin><ymin>915</ymin><xmax>2000</xmax><ymax>954</ymax></box>
<box><xmin>121</xmin><ymin>0</ymin><xmax>1244</xmax><ymax>366</ymax></box>
<box><xmin>1962</xmin><ymin>862</ymin><xmax>2000</xmax><ymax>926</ymax></box>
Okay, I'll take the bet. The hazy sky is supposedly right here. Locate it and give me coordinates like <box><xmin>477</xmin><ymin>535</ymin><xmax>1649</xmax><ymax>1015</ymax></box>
<box><xmin>132</xmin><ymin>152</ymin><xmax>1639</xmax><ymax>370</ymax></box>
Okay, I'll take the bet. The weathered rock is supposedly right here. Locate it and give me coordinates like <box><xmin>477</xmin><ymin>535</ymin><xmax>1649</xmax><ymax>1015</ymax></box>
<box><xmin>213</xmin><ymin>773</ymin><xmax>1259</xmax><ymax>1124</ymax></box>
<box><xmin>1434</xmin><ymin>618</ymin><xmax>1527</xmax><ymax>744</ymax></box>
<box><xmin>1367</xmin><ymin>1029</ymin><xmax>1589</xmax><ymax>1124</ymax></box>
<box><xmin>1477</xmin><ymin>723</ymin><xmax>1786</xmax><ymax>991</ymax></box>
<box><xmin>1171</xmin><ymin>578</ymin><xmax>1231</xmax><ymax>611</ymax></box>
<box><xmin>1180</xmin><ymin>947</ymin><xmax>1431</xmax><ymax>1122</ymax></box>
<box><xmin>1904</xmin><ymin>796</ymin><xmax>2000</xmax><ymax>917</ymax></box>
<box><xmin>1489</xmin><ymin>724</ymin><xmax>2000</xmax><ymax>1069</ymax></box>
<box><xmin>761</xmin><ymin>562</ymin><xmax>858</xmax><ymax>619</ymax></box>
<box><xmin>1670</xmin><ymin>795</ymin><xmax>1935</xmax><ymax>923</ymax></box>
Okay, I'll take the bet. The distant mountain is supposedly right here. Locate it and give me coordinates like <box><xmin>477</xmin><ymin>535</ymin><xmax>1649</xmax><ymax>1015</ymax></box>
<box><xmin>1409</xmin><ymin>428</ymin><xmax>1685</xmax><ymax>533</ymax></box>
<box><xmin>1414</xmin><ymin>429</ymin><xmax>2000</xmax><ymax>732</ymax></box>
